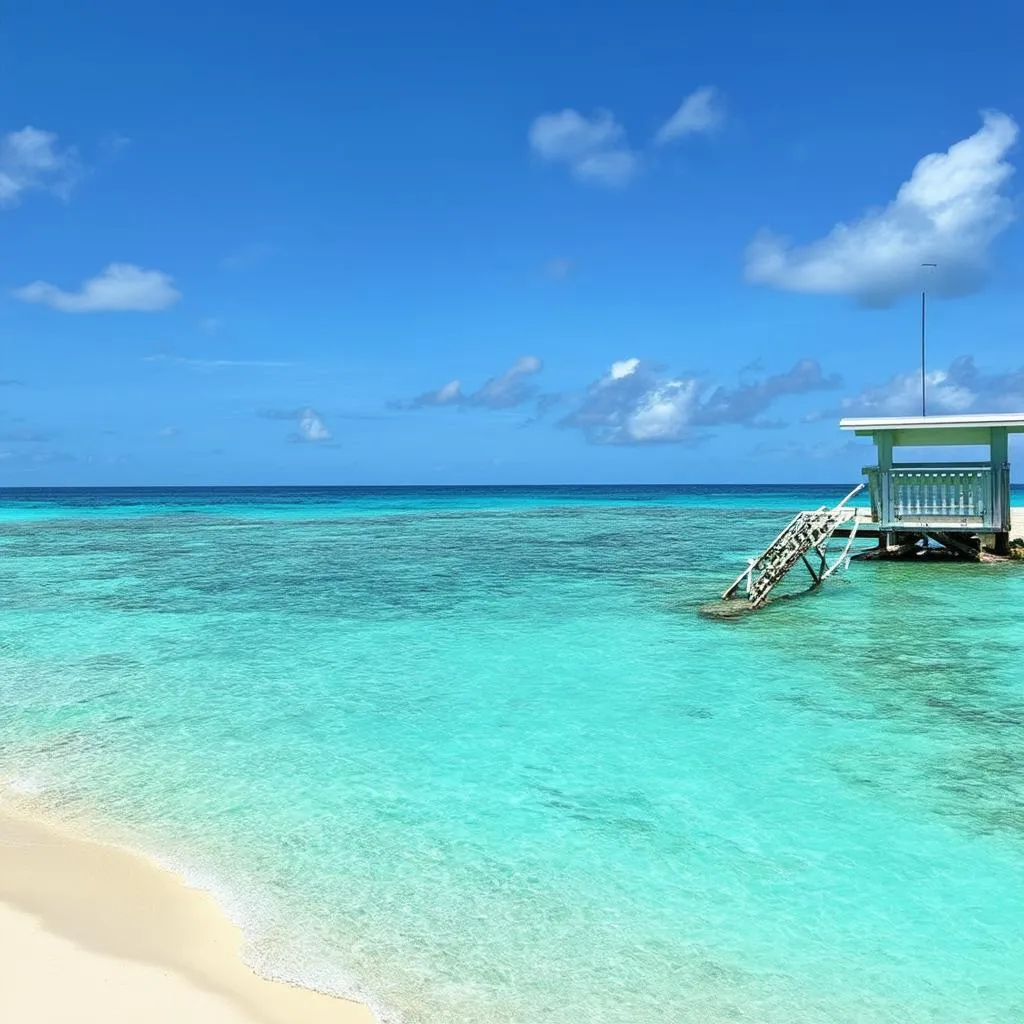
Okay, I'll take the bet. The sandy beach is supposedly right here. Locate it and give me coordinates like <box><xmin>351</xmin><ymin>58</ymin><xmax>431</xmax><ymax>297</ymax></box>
<box><xmin>0</xmin><ymin>808</ymin><xmax>376</xmax><ymax>1024</ymax></box>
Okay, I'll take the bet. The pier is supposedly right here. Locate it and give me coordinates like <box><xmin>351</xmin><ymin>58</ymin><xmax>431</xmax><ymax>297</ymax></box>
<box><xmin>710</xmin><ymin>413</ymin><xmax>1023</xmax><ymax>614</ymax></box>
<box><xmin>836</xmin><ymin>413</ymin><xmax>1024</xmax><ymax>557</ymax></box>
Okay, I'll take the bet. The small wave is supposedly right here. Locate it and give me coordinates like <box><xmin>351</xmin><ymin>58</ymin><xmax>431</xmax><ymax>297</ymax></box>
<box><xmin>4</xmin><ymin>776</ymin><xmax>46</xmax><ymax>796</ymax></box>
<box><xmin>140</xmin><ymin>843</ymin><xmax>403</xmax><ymax>1024</ymax></box>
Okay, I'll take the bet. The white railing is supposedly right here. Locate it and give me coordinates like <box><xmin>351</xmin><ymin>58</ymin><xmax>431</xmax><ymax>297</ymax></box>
<box><xmin>864</xmin><ymin>462</ymin><xmax>1010</xmax><ymax>532</ymax></box>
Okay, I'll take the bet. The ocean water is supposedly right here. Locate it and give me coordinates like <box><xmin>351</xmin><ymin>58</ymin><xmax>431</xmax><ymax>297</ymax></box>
<box><xmin>1</xmin><ymin>485</ymin><xmax>1023</xmax><ymax>1024</ymax></box>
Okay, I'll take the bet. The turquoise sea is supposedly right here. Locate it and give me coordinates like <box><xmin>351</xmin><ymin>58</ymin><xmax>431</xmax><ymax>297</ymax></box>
<box><xmin>1</xmin><ymin>486</ymin><xmax>1023</xmax><ymax>1024</ymax></box>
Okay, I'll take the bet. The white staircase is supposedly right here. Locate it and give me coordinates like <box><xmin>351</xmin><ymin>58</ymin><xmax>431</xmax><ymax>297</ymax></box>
<box><xmin>722</xmin><ymin>486</ymin><xmax>863</xmax><ymax>609</ymax></box>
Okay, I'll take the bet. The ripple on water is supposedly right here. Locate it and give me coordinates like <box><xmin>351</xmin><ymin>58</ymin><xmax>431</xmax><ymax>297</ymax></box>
<box><xmin>1</xmin><ymin>486</ymin><xmax>1023</xmax><ymax>1024</ymax></box>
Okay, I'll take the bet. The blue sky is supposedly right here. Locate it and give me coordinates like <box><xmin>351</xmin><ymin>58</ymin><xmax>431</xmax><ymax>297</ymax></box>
<box><xmin>2</xmin><ymin>0</ymin><xmax>1022</xmax><ymax>485</ymax></box>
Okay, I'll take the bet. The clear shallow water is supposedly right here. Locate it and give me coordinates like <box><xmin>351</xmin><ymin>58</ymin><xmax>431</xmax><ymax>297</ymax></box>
<box><xmin>1</xmin><ymin>486</ymin><xmax>1023</xmax><ymax>1024</ymax></box>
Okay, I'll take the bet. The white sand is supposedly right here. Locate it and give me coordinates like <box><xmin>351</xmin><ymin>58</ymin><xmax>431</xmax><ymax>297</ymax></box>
<box><xmin>0</xmin><ymin>809</ymin><xmax>377</xmax><ymax>1024</ymax></box>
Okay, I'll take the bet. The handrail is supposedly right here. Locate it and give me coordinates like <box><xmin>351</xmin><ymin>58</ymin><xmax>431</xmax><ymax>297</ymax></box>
<box><xmin>722</xmin><ymin>490</ymin><xmax>861</xmax><ymax>607</ymax></box>
<box><xmin>863</xmin><ymin>462</ymin><xmax>1009</xmax><ymax>531</ymax></box>
<box><xmin>889</xmin><ymin>461</ymin><xmax>993</xmax><ymax>470</ymax></box>
<box><xmin>835</xmin><ymin>482</ymin><xmax>865</xmax><ymax>509</ymax></box>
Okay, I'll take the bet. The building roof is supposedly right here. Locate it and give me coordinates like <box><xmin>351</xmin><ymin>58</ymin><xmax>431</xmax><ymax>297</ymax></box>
<box><xmin>840</xmin><ymin>412</ymin><xmax>1024</xmax><ymax>433</ymax></box>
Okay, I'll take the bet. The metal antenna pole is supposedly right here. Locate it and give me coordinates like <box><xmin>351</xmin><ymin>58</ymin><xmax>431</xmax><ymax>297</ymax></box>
<box><xmin>921</xmin><ymin>289</ymin><xmax>927</xmax><ymax>416</ymax></box>
<box><xmin>920</xmin><ymin>263</ymin><xmax>937</xmax><ymax>417</ymax></box>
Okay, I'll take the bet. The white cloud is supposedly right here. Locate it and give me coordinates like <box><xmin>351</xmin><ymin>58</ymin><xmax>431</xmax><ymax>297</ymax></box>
<box><xmin>745</xmin><ymin>111</ymin><xmax>1019</xmax><ymax>305</ymax></box>
<box><xmin>528</xmin><ymin>109</ymin><xmax>639</xmax><ymax>187</ymax></box>
<box><xmin>434</xmin><ymin>380</ymin><xmax>464</xmax><ymax>404</ymax></box>
<box><xmin>471</xmin><ymin>355</ymin><xmax>542</xmax><ymax>408</ymax></box>
<box><xmin>610</xmin><ymin>358</ymin><xmax>640</xmax><ymax>380</ymax></box>
<box><xmin>397</xmin><ymin>378</ymin><xmax>463</xmax><ymax>408</ymax></box>
<box><xmin>835</xmin><ymin>356</ymin><xmax>1024</xmax><ymax>417</ymax></box>
<box><xmin>529</xmin><ymin>109</ymin><xmax>622</xmax><ymax>161</ymax></box>
<box><xmin>0</xmin><ymin>126</ymin><xmax>79</xmax><ymax>206</ymax></box>
<box><xmin>256</xmin><ymin>407</ymin><xmax>333</xmax><ymax>443</ymax></box>
<box><xmin>399</xmin><ymin>356</ymin><xmax>544</xmax><ymax>410</ymax></box>
<box><xmin>297</xmin><ymin>408</ymin><xmax>331</xmax><ymax>442</ymax></box>
<box><xmin>561</xmin><ymin>358</ymin><xmax>839</xmax><ymax>444</ymax></box>
<box><xmin>843</xmin><ymin>369</ymin><xmax>973</xmax><ymax>416</ymax></box>
<box><xmin>654</xmin><ymin>87</ymin><xmax>726</xmax><ymax>144</ymax></box>
<box><xmin>15</xmin><ymin>263</ymin><xmax>181</xmax><ymax>313</ymax></box>
<box><xmin>572</xmin><ymin>149</ymin><xmax>638</xmax><ymax>187</ymax></box>
<box><xmin>625</xmin><ymin>378</ymin><xmax>703</xmax><ymax>441</ymax></box>
<box><xmin>560</xmin><ymin>360</ymin><xmax>701</xmax><ymax>443</ymax></box>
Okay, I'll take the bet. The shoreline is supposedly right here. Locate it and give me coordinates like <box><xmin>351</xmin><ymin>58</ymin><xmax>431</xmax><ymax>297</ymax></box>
<box><xmin>0</xmin><ymin>804</ymin><xmax>377</xmax><ymax>1024</ymax></box>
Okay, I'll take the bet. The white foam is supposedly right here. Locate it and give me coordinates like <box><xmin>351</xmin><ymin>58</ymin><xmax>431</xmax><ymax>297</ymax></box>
<box><xmin>139</xmin><ymin>845</ymin><xmax>404</xmax><ymax>1023</ymax></box>
<box><xmin>4</xmin><ymin>776</ymin><xmax>45</xmax><ymax>796</ymax></box>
